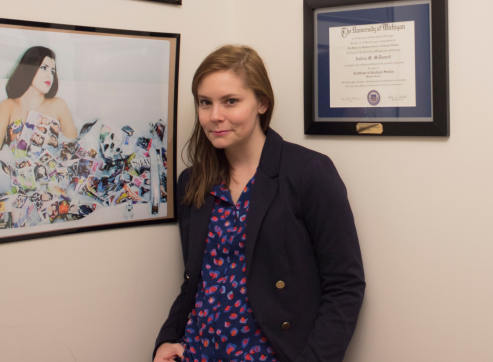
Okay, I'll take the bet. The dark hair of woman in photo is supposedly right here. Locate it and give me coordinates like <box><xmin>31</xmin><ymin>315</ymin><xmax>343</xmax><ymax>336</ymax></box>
<box><xmin>6</xmin><ymin>46</ymin><xmax>59</xmax><ymax>99</ymax></box>
<box><xmin>153</xmin><ymin>45</ymin><xmax>365</xmax><ymax>362</ymax></box>
<box><xmin>0</xmin><ymin>46</ymin><xmax>77</xmax><ymax>150</ymax></box>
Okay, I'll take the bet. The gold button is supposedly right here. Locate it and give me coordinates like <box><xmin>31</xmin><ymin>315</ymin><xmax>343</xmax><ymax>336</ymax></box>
<box><xmin>281</xmin><ymin>321</ymin><xmax>291</xmax><ymax>330</ymax></box>
<box><xmin>185</xmin><ymin>272</ymin><xmax>191</xmax><ymax>280</ymax></box>
<box><xmin>275</xmin><ymin>280</ymin><xmax>286</xmax><ymax>289</ymax></box>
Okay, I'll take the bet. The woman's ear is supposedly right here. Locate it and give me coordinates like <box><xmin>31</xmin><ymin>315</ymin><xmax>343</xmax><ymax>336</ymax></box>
<box><xmin>258</xmin><ymin>98</ymin><xmax>269</xmax><ymax>115</ymax></box>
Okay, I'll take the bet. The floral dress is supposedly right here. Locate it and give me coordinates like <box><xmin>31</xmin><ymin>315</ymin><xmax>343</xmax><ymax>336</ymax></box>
<box><xmin>182</xmin><ymin>176</ymin><xmax>278</xmax><ymax>362</ymax></box>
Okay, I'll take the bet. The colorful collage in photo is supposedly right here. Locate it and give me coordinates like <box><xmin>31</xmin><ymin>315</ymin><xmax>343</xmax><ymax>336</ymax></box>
<box><xmin>0</xmin><ymin>111</ymin><xmax>168</xmax><ymax>229</ymax></box>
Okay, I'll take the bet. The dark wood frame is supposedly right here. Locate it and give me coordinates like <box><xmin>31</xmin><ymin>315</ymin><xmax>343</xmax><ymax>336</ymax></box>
<box><xmin>304</xmin><ymin>0</ymin><xmax>449</xmax><ymax>136</ymax></box>
<box><xmin>0</xmin><ymin>18</ymin><xmax>179</xmax><ymax>243</ymax></box>
<box><xmin>145</xmin><ymin>0</ymin><xmax>182</xmax><ymax>5</ymax></box>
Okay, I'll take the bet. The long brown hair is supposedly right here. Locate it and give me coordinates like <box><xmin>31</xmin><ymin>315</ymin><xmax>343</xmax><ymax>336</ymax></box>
<box><xmin>6</xmin><ymin>46</ymin><xmax>59</xmax><ymax>99</ymax></box>
<box><xmin>183</xmin><ymin>45</ymin><xmax>274</xmax><ymax>208</ymax></box>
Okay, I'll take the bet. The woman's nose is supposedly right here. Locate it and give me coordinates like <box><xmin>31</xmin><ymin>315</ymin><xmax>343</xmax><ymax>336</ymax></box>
<box><xmin>210</xmin><ymin>104</ymin><xmax>224</xmax><ymax>122</ymax></box>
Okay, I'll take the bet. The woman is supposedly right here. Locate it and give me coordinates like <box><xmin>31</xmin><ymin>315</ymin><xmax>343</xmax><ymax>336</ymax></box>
<box><xmin>154</xmin><ymin>45</ymin><xmax>365</xmax><ymax>362</ymax></box>
<box><xmin>0</xmin><ymin>45</ymin><xmax>77</xmax><ymax>150</ymax></box>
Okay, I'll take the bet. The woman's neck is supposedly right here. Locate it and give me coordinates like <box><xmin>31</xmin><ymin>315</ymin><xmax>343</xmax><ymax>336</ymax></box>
<box><xmin>18</xmin><ymin>87</ymin><xmax>46</xmax><ymax>111</ymax></box>
<box><xmin>225</xmin><ymin>129</ymin><xmax>266</xmax><ymax>203</ymax></box>
<box><xmin>226</xmin><ymin>131</ymin><xmax>265</xmax><ymax>178</ymax></box>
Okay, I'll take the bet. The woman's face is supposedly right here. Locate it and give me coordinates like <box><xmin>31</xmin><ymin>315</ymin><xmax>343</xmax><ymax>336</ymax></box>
<box><xmin>31</xmin><ymin>56</ymin><xmax>56</xmax><ymax>95</ymax></box>
<box><xmin>197</xmin><ymin>70</ymin><xmax>267</xmax><ymax>153</ymax></box>
<box><xmin>37</xmin><ymin>166</ymin><xmax>47</xmax><ymax>177</ymax></box>
<box><xmin>31</xmin><ymin>133</ymin><xmax>44</xmax><ymax>146</ymax></box>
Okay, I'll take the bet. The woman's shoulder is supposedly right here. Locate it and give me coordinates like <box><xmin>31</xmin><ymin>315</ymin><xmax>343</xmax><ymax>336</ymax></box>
<box><xmin>278</xmin><ymin>139</ymin><xmax>347</xmax><ymax>201</ymax></box>
<box><xmin>262</xmin><ymin>129</ymin><xmax>338</xmax><ymax>182</ymax></box>
<box><xmin>281</xmin><ymin>138</ymin><xmax>336</xmax><ymax>174</ymax></box>
<box><xmin>0</xmin><ymin>99</ymin><xmax>17</xmax><ymax>127</ymax></box>
<box><xmin>178</xmin><ymin>167</ymin><xmax>192</xmax><ymax>186</ymax></box>
<box><xmin>176</xmin><ymin>167</ymin><xmax>192</xmax><ymax>199</ymax></box>
<box><xmin>265</xmin><ymin>128</ymin><xmax>335</xmax><ymax>172</ymax></box>
<box><xmin>0</xmin><ymin>98</ymin><xmax>16</xmax><ymax>112</ymax></box>
<box><xmin>44</xmin><ymin>96</ymin><xmax>68</xmax><ymax>109</ymax></box>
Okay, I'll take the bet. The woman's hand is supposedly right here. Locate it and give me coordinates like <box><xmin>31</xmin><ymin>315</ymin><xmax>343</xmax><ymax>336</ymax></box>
<box><xmin>153</xmin><ymin>342</ymin><xmax>185</xmax><ymax>362</ymax></box>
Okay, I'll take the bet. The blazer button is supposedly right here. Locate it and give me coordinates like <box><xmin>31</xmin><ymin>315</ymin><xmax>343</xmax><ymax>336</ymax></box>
<box><xmin>275</xmin><ymin>280</ymin><xmax>286</xmax><ymax>289</ymax></box>
<box><xmin>184</xmin><ymin>272</ymin><xmax>191</xmax><ymax>280</ymax></box>
<box><xmin>281</xmin><ymin>321</ymin><xmax>291</xmax><ymax>330</ymax></box>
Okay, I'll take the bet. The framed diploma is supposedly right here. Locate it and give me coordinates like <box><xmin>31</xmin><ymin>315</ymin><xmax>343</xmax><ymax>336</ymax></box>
<box><xmin>304</xmin><ymin>0</ymin><xmax>449</xmax><ymax>136</ymax></box>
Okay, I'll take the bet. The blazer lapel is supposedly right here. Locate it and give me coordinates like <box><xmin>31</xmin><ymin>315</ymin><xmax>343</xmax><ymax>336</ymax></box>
<box><xmin>245</xmin><ymin>170</ymin><xmax>278</xmax><ymax>276</ymax></box>
<box><xmin>245</xmin><ymin>128</ymin><xmax>283</xmax><ymax>276</ymax></box>
<box><xmin>187</xmin><ymin>194</ymin><xmax>214</xmax><ymax>278</ymax></box>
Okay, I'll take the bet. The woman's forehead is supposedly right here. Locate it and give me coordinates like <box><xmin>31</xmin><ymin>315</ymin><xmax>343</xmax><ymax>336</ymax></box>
<box><xmin>41</xmin><ymin>56</ymin><xmax>55</xmax><ymax>67</ymax></box>
<box><xmin>198</xmin><ymin>70</ymin><xmax>249</xmax><ymax>93</ymax></box>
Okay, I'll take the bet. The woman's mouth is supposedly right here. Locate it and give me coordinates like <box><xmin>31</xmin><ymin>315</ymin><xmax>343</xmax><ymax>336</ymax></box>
<box><xmin>44</xmin><ymin>81</ymin><xmax>51</xmax><ymax>86</ymax></box>
<box><xmin>211</xmin><ymin>130</ymin><xmax>230</xmax><ymax>136</ymax></box>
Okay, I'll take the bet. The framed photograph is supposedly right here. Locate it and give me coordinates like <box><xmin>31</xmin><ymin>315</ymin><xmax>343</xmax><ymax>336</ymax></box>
<box><xmin>0</xmin><ymin>18</ymin><xmax>179</xmax><ymax>243</ymax></box>
<box><xmin>304</xmin><ymin>0</ymin><xmax>449</xmax><ymax>136</ymax></box>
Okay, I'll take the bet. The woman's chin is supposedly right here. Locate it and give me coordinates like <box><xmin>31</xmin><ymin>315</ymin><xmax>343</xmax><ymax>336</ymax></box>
<box><xmin>207</xmin><ymin>138</ymin><xmax>231</xmax><ymax>150</ymax></box>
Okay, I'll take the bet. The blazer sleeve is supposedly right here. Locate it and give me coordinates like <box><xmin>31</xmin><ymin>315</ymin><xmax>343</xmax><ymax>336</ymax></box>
<box><xmin>153</xmin><ymin>169</ymin><xmax>192</xmax><ymax>358</ymax></box>
<box><xmin>296</xmin><ymin>154</ymin><xmax>365</xmax><ymax>362</ymax></box>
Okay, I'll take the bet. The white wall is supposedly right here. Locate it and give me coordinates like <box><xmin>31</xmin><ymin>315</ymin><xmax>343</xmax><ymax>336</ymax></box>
<box><xmin>1</xmin><ymin>1</ymin><xmax>492</xmax><ymax>361</ymax></box>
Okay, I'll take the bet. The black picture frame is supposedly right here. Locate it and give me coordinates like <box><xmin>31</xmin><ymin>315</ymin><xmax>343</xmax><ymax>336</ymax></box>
<box><xmin>0</xmin><ymin>18</ymin><xmax>179</xmax><ymax>243</ymax></box>
<box><xmin>304</xmin><ymin>0</ymin><xmax>449</xmax><ymax>136</ymax></box>
<box><xmin>144</xmin><ymin>0</ymin><xmax>182</xmax><ymax>5</ymax></box>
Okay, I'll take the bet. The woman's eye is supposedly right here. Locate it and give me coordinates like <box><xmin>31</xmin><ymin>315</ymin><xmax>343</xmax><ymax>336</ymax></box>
<box><xmin>226</xmin><ymin>98</ymin><xmax>238</xmax><ymax>105</ymax></box>
<box><xmin>40</xmin><ymin>65</ymin><xmax>48</xmax><ymax>70</ymax></box>
<box><xmin>198</xmin><ymin>99</ymin><xmax>211</xmax><ymax>107</ymax></box>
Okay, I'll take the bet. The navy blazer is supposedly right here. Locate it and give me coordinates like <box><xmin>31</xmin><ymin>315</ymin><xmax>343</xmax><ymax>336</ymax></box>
<box><xmin>154</xmin><ymin>129</ymin><xmax>365</xmax><ymax>361</ymax></box>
